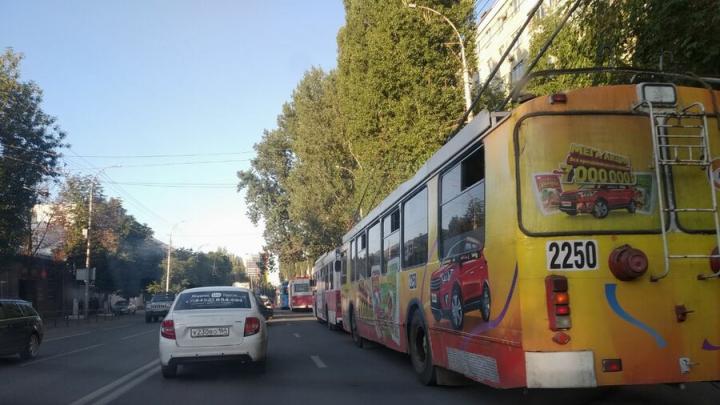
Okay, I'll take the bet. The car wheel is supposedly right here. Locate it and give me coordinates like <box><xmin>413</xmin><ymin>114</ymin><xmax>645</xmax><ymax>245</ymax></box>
<box><xmin>450</xmin><ymin>284</ymin><xmax>464</xmax><ymax>330</ymax></box>
<box><xmin>480</xmin><ymin>282</ymin><xmax>491</xmax><ymax>322</ymax></box>
<box><xmin>20</xmin><ymin>333</ymin><xmax>40</xmax><ymax>360</ymax></box>
<box><xmin>409</xmin><ymin>311</ymin><xmax>436</xmax><ymax>385</ymax></box>
<box><xmin>627</xmin><ymin>200</ymin><xmax>636</xmax><ymax>213</ymax></box>
<box><xmin>161</xmin><ymin>364</ymin><xmax>177</xmax><ymax>378</ymax></box>
<box><xmin>592</xmin><ymin>199</ymin><xmax>609</xmax><ymax>219</ymax></box>
<box><xmin>350</xmin><ymin>307</ymin><xmax>364</xmax><ymax>348</ymax></box>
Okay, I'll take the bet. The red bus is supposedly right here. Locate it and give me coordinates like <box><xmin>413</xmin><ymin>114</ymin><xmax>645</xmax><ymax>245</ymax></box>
<box><xmin>313</xmin><ymin>251</ymin><xmax>344</xmax><ymax>330</ymax></box>
<box><xmin>288</xmin><ymin>277</ymin><xmax>313</xmax><ymax>312</ymax></box>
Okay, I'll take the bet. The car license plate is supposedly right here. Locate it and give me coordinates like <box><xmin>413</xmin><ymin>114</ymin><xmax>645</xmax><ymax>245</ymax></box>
<box><xmin>561</xmin><ymin>201</ymin><xmax>571</xmax><ymax>206</ymax></box>
<box><xmin>190</xmin><ymin>327</ymin><xmax>229</xmax><ymax>338</ymax></box>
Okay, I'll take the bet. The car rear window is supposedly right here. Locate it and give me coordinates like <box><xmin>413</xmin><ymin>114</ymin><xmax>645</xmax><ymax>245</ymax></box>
<box><xmin>152</xmin><ymin>295</ymin><xmax>174</xmax><ymax>302</ymax></box>
<box><xmin>174</xmin><ymin>291</ymin><xmax>251</xmax><ymax>310</ymax></box>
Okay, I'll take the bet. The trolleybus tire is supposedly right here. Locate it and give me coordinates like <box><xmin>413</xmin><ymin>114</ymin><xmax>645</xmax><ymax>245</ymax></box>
<box><xmin>350</xmin><ymin>308</ymin><xmax>364</xmax><ymax>348</ymax></box>
<box><xmin>409</xmin><ymin>312</ymin><xmax>437</xmax><ymax>385</ymax></box>
<box><xmin>450</xmin><ymin>284</ymin><xmax>464</xmax><ymax>330</ymax></box>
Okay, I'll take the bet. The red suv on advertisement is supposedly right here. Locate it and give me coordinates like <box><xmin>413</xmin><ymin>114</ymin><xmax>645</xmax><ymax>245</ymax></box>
<box><xmin>559</xmin><ymin>184</ymin><xmax>639</xmax><ymax>219</ymax></box>
<box><xmin>430</xmin><ymin>237</ymin><xmax>491</xmax><ymax>330</ymax></box>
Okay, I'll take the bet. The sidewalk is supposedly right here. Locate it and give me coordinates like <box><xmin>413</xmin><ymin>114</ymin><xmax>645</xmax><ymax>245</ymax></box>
<box><xmin>42</xmin><ymin>310</ymin><xmax>145</xmax><ymax>331</ymax></box>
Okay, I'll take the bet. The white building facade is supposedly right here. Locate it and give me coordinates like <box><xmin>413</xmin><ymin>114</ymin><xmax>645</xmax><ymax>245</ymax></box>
<box><xmin>475</xmin><ymin>0</ymin><xmax>564</xmax><ymax>89</ymax></box>
<box><xmin>243</xmin><ymin>254</ymin><xmax>261</xmax><ymax>280</ymax></box>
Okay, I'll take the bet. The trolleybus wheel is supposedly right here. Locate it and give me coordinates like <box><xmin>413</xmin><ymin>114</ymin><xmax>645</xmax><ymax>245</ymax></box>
<box><xmin>350</xmin><ymin>308</ymin><xmax>364</xmax><ymax>348</ymax></box>
<box><xmin>450</xmin><ymin>284</ymin><xmax>464</xmax><ymax>330</ymax></box>
<box><xmin>592</xmin><ymin>199</ymin><xmax>609</xmax><ymax>218</ymax></box>
<box><xmin>409</xmin><ymin>312</ymin><xmax>437</xmax><ymax>385</ymax></box>
<box><xmin>480</xmin><ymin>282</ymin><xmax>491</xmax><ymax>322</ymax></box>
<box><xmin>326</xmin><ymin>308</ymin><xmax>335</xmax><ymax>331</ymax></box>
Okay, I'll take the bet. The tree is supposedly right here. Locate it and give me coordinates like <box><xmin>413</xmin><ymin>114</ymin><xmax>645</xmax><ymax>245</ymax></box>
<box><xmin>527</xmin><ymin>0</ymin><xmax>720</xmax><ymax>95</ymax></box>
<box><xmin>54</xmin><ymin>175</ymin><xmax>163</xmax><ymax>295</ymax></box>
<box><xmin>337</xmin><ymin>0</ymin><xmax>477</xmax><ymax>215</ymax></box>
<box><xmin>0</xmin><ymin>49</ymin><xmax>65</xmax><ymax>257</ymax></box>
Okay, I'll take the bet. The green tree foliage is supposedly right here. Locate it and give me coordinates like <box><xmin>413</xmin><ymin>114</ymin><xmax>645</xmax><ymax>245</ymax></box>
<box><xmin>239</xmin><ymin>1</ymin><xmax>476</xmax><ymax>270</ymax></box>
<box><xmin>55</xmin><ymin>175</ymin><xmax>163</xmax><ymax>296</ymax></box>
<box><xmin>162</xmin><ymin>248</ymin><xmax>239</xmax><ymax>292</ymax></box>
<box><xmin>0</xmin><ymin>49</ymin><xmax>65</xmax><ymax>256</ymax></box>
<box><xmin>338</xmin><ymin>0</ymin><xmax>476</xmax><ymax>214</ymax></box>
<box><xmin>527</xmin><ymin>0</ymin><xmax>720</xmax><ymax>95</ymax></box>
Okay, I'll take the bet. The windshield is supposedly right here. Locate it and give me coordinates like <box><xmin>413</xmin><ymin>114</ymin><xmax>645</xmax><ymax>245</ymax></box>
<box><xmin>174</xmin><ymin>291</ymin><xmax>251</xmax><ymax>310</ymax></box>
<box><xmin>518</xmin><ymin>115</ymin><xmax>663</xmax><ymax>235</ymax></box>
<box><xmin>293</xmin><ymin>283</ymin><xmax>310</xmax><ymax>293</ymax></box>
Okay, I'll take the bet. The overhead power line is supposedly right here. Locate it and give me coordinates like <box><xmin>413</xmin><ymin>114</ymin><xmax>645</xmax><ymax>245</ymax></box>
<box><xmin>74</xmin><ymin>151</ymin><xmax>254</xmax><ymax>159</ymax></box>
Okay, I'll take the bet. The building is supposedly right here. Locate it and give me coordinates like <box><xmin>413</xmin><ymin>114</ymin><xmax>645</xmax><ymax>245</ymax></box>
<box><xmin>243</xmin><ymin>254</ymin><xmax>261</xmax><ymax>280</ymax></box>
<box><xmin>475</xmin><ymin>0</ymin><xmax>564</xmax><ymax>89</ymax></box>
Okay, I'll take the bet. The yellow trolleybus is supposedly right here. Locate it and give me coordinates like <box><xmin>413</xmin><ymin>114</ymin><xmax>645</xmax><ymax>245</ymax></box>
<box><xmin>335</xmin><ymin>75</ymin><xmax>720</xmax><ymax>388</ymax></box>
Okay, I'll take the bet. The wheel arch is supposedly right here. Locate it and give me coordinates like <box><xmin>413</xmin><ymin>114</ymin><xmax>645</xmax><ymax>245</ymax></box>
<box><xmin>405</xmin><ymin>298</ymin><xmax>424</xmax><ymax>351</ymax></box>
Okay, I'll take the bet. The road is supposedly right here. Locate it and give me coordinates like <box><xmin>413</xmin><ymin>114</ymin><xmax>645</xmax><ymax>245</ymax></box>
<box><xmin>1</xmin><ymin>310</ymin><xmax>718</xmax><ymax>405</ymax></box>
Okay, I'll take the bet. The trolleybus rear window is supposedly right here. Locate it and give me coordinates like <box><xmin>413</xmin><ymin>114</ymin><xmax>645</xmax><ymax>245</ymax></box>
<box><xmin>517</xmin><ymin>115</ymin><xmax>662</xmax><ymax>235</ymax></box>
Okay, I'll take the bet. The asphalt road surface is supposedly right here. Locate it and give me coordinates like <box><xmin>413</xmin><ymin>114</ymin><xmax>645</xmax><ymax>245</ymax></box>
<box><xmin>1</xmin><ymin>310</ymin><xmax>719</xmax><ymax>405</ymax></box>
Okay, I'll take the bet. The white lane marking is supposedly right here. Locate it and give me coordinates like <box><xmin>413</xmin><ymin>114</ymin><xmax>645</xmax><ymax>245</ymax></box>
<box><xmin>310</xmin><ymin>355</ymin><xmax>327</xmax><ymax>368</ymax></box>
<box><xmin>43</xmin><ymin>332</ymin><xmax>91</xmax><ymax>342</ymax></box>
<box><xmin>119</xmin><ymin>330</ymin><xmax>156</xmax><ymax>341</ymax></box>
<box><xmin>20</xmin><ymin>343</ymin><xmax>105</xmax><ymax>367</ymax></box>
<box><xmin>69</xmin><ymin>359</ymin><xmax>159</xmax><ymax>405</ymax></box>
<box><xmin>101</xmin><ymin>324</ymin><xmax>134</xmax><ymax>331</ymax></box>
<box><xmin>293</xmin><ymin>332</ymin><xmax>301</xmax><ymax>338</ymax></box>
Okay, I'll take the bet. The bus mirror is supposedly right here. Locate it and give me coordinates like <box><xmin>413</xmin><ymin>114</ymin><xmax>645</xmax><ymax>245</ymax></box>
<box><xmin>334</xmin><ymin>260</ymin><xmax>342</xmax><ymax>272</ymax></box>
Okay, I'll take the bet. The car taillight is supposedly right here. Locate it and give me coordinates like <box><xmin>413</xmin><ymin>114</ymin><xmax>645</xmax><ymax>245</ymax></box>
<box><xmin>710</xmin><ymin>246</ymin><xmax>720</xmax><ymax>273</ymax></box>
<box><xmin>244</xmin><ymin>317</ymin><xmax>261</xmax><ymax>336</ymax></box>
<box><xmin>160</xmin><ymin>319</ymin><xmax>176</xmax><ymax>339</ymax></box>
<box><xmin>548</xmin><ymin>93</ymin><xmax>567</xmax><ymax>104</ymax></box>
<box><xmin>545</xmin><ymin>275</ymin><xmax>571</xmax><ymax>331</ymax></box>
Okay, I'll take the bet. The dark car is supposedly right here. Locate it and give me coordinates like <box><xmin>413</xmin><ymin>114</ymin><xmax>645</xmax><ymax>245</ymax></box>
<box><xmin>145</xmin><ymin>293</ymin><xmax>175</xmax><ymax>323</ymax></box>
<box><xmin>0</xmin><ymin>299</ymin><xmax>44</xmax><ymax>360</ymax></box>
<box><xmin>430</xmin><ymin>237</ymin><xmax>490</xmax><ymax>330</ymax></box>
<box><xmin>559</xmin><ymin>184</ymin><xmax>639</xmax><ymax>218</ymax></box>
<box><xmin>111</xmin><ymin>300</ymin><xmax>135</xmax><ymax>315</ymax></box>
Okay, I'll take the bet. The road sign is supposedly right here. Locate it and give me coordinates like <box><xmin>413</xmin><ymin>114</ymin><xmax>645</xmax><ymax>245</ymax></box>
<box><xmin>76</xmin><ymin>268</ymin><xmax>96</xmax><ymax>282</ymax></box>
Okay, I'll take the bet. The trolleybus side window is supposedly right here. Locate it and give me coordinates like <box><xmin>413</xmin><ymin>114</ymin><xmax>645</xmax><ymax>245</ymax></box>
<box><xmin>357</xmin><ymin>232</ymin><xmax>367</xmax><ymax>279</ymax></box>
<box><xmin>349</xmin><ymin>239</ymin><xmax>356</xmax><ymax>282</ymax></box>
<box><xmin>383</xmin><ymin>209</ymin><xmax>400</xmax><ymax>274</ymax></box>
<box><xmin>341</xmin><ymin>251</ymin><xmax>347</xmax><ymax>285</ymax></box>
<box><xmin>403</xmin><ymin>188</ymin><xmax>428</xmax><ymax>268</ymax></box>
<box><xmin>440</xmin><ymin>148</ymin><xmax>486</xmax><ymax>259</ymax></box>
<box><xmin>368</xmin><ymin>222</ymin><xmax>382</xmax><ymax>276</ymax></box>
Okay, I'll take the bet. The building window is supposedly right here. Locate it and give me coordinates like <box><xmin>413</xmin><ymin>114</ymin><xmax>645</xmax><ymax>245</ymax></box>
<box><xmin>403</xmin><ymin>188</ymin><xmax>428</xmax><ymax>268</ymax></box>
<box><xmin>511</xmin><ymin>59</ymin><xmax>525</xmax><ymax>84</ymax></box>
<box><xmin>440</xmin><ymin>148</ymin><xmax>486</xmax><ymax>260</ymax></box>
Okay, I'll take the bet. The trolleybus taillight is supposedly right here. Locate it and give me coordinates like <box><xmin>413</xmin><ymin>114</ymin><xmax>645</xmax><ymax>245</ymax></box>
<box><xmin>545</xmin><ymin>275</ymin><xmax>571</xmax><ymax>331</ymax></box>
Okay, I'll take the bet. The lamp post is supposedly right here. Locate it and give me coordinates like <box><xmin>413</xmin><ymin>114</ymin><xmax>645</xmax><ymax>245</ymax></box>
<box><xmin>165</xmin><ymin>221</ymin><xmax>185</xmax><ymax>292</ymax></box>
<box><xmin>407</xmin><ymin>3</ymin><xmax>473</xmax><ymax>121</ymax></box>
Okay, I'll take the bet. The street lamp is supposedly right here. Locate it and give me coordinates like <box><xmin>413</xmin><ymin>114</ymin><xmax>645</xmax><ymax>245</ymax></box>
<box><xmin>407</xmin><ymin>3</ymin><xmax>473</xmax><ymax>121</ymax></box>
<box><xmin>165</xmin><ymin>220</ymin><xmax>186</xmax><ymax>292</ymax></box>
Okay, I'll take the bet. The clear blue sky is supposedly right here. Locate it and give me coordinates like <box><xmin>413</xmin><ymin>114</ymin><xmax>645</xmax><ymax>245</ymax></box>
<box><xmin>1</xmin><ymin>0</ymin><xmax>345</xmax><ymax>257</ymax></box>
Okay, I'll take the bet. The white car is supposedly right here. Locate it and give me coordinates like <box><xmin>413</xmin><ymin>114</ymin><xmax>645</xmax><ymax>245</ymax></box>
<box><xmin>158</xmin><ymin>286</ymin><xmax>268</xmax><ymax>378</ymax></box>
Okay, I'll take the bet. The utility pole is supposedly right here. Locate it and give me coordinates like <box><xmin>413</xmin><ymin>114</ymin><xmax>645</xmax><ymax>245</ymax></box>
<box><xmin>165</xmin><ymin>234</ymin><xmax>172</xmax><ymax>292</ymax></box>
<box><xmin>84</xmin><ymin>180</ymin><xmax>94</xmax><ymax>319</ymax></box>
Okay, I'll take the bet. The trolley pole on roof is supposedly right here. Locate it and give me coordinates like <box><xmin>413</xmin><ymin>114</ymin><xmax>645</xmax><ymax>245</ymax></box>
<box><xmin>407</xmin><ymin>3</ymin><xmax>473</xmax><ymax>122</ymax></box>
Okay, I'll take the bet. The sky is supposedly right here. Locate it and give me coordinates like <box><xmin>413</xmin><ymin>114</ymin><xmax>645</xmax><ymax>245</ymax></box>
<box><xmin>1</xmin><ymin>1</ymin><xmax>346</xmax><ymax>261</ymax></box>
